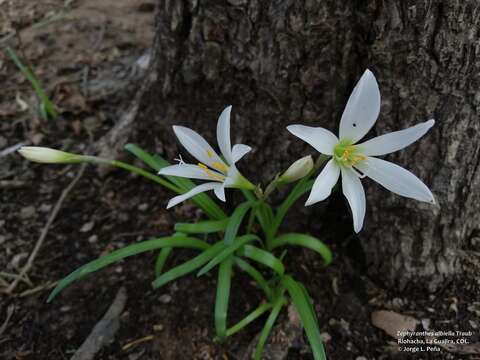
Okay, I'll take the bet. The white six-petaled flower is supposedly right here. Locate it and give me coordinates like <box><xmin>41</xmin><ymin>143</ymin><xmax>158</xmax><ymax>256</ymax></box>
<box><xmin>287</xmin><ymin>69</ymin><xmax>435</xmax><ymax>233</ymax></box>
<box><xmin>159</xmin><ymin>106</ymin><xmax>254</xmax><ymax>209</ymax></box>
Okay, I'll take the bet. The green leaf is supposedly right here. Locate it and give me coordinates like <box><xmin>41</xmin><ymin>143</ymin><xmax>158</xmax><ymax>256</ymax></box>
<box><xmin>270</xmin><ymin>233</ymin><xmax>332</xmax><ymax>265</ymax></box>
<box><xmin>48</xmin><ymin>236</ymin><xmax>208</xmax><ymax>302</ymax></box>
<box><xmin>154</xmin><ymin>247</ymin><xmax>172</xmax><ymax>277</ymax></box>
<box><xmin>254</xmin><ymin>294</ymin><xmax>286</xmax><ymax>360</ymax></box>
<box><xmin>215</xmin><ymin>255</ymin><xmax>233</xmax><ymax>340</ymax></box>
<box><xmin>282</xmin><ymin>276</ymin><xmax>326</xmax><ymax>360</ymax></box>
<box><xmin>197</xmin><ymin>235</ymin><xmax>259</xmax><ymax>276</ymax></box>
<box><xmin>124</xmin><ymin>144</ymin><xmax>226</xmax><ymax>220</ymax></box>
<box><xmin>5</xmin><ymin>47</ymin><xmax>59</xmax><ymax>120</ymax></box>
<box><xmin>271</xmin><ymin>178</ymin><xmax>314</xmax><ymax>236</ymax></box>
<box><xmin>224</xmin><ymin>201</ymin><xmax>253</xmax><ymax>245</ymax></box>
<box><xmin>237</xmin><ymin>245</ymin><xmax>285</xmax><ymax>275</ymax></box>
<box><xmin>175</xmin><ymin>218</ymin><xmax>229</xmax><ymax>234</ymax></box>
<box><xmin>234</xmin><ymin>257</ymin><xmax>273</xmax><ymax>300</ymax></box>
<box><xmin>224</xmin><ymin>302</ymin><xmax>272</xmax><ymax>338</ymax></box>
<box><xmin>151</xmin><ymin>241</ymin><xmax>224</xmax><ymax>289</ymax></box>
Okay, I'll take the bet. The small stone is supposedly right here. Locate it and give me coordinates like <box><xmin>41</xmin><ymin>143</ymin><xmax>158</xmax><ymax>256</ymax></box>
<box><xmin>80</xmin><ymin>221</ymin><xmax>95</xmax><ymax>232</ymax></box>
<box><xmin>355</xmin><ymin>357</ymin><xmax>367</xmax><ymax>360</ymax></box>
<box><xmin>159</xmin><ymin>294</ymin><xmax>172</xmax><ymax>304</ymax></box>
<box><xmin>421</xmin><ymin>318</ymin><xmax>431</xmax><ymax>330</ymax></box>
<box><xmin>138</xmin><ymin>203</ymin><xmax>149</xmax><ymax>211</ymax></box>
<box><xmin>20</xmin><ymin>206</ymin><xmax>36</xmax><ymax>219</ymax></box>
<box><xmin>153</xmin><ymin>324</ymin><xmax>164</xmax><ymax>332</ymax></box>
<box><xmin>60</xmin><ymin>306</ymin><xmax>71</xmax><ymax>312</ymax></box>
<box><xmin>320</xmin><ymin>332</ymin><xmax>331</xmax><ymax>343</ymax></box>
<box><xmin>39</xmin><ymin>203</ymin><xmax>52</xmax><ymax>213</ymax></box>
<box><xmin>88</xmin><ymin>235</ymin><xmax>98</xmax><ymax>243</ymax></box>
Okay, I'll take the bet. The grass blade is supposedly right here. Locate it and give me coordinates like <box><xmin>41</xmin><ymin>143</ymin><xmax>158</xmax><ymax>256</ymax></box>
<box><xmin>175</xmin><ymin>218</ymin><xmax>229</xmax><ymax>234</ymax></box>
<box><xmin>254</xmin><ymin>295</ymin><xmax>286</xmax><ymax>360</ymax></box>
<box><xmin>237</xmin><ymin>245</ymin><xmax>285</xmax><ymax>275</ymax></box>
<box><xmin>5</xmin><ymin>47</ymin><xmax>58</xmax><ymax>120</ymax></box>
<box><xmin>197</xmin><ymin>235</ymin><xmax>259</xmax><ymax>276</ymax></box>
<box><xmin>152</xmin><ymin>241</ymin><xmax>224</xmax><ymax>289</ymax></box>
<box><xmin>224</xmin><ymin>201</ymin><xmax>253</xmax><ymax>245</ymax></box>
<box><xmin>234</xmin><ymin>257</ymin><xmax>273</xmax><ymax>300</ymax></box>
<box><xmin>270</xmin><ymin>233</ymin><xmax>332</xmax><ymax>265</ymax></box>
<box><xmin>154</xmin><ymin>247</ymin><xmax>172</xmax><ymax>277</ymax></box>
<box><xmin>271</xmin><ymin>178</ymin><xmax>314</xmax><ymax>236</ymax></box>
<box><xmin>224</xmin><ymin>302</ymin><xmax>272</xmax><ymax>338</ymax></box>
<box><xmin>48</xmin><ymin>236</ymin><xmax>208</xmax><ymax>302</ymax></box>
<box><xmin>282</xmin><ymin>276</ymin><xmax>326</xmax><ymax>360</ymax></box>
<box><xmin>215</xmin><ymin>255</ymin><xmax>233</xmax><ymax>340</ymax></box>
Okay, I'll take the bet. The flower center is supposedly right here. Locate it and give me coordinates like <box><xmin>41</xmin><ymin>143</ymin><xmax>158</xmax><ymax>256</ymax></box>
<box><xmin>198</xmin><ymin>163</ymin><xmax>226</xmax><ymax>181</ymax></box>
<box><xmin>333</xmin><ymin>141</ymin><xmax>366</xmax><ymax>167</ymax></box>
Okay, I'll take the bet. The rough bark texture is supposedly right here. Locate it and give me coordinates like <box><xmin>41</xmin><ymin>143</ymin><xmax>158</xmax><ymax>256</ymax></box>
<box><xmin>126</xmin><ymin>0</ymin><xmax>480</xmax><ymax>291</ymax></box>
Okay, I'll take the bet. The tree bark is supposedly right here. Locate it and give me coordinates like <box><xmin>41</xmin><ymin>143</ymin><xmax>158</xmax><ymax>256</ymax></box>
<box><xmin>124</xmin><ymin>0</ymin><xmax>480</xmax><ymax>291</ymax></box>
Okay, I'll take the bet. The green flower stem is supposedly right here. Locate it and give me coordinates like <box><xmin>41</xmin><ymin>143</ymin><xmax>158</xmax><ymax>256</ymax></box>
<box><xmin>224</xmin><ymin>302</ymin><xmax>272</xmax><ymax>338</ymax></box>
<box><xmin>84</xmin><ymin>156</ymin><xmax>183</xmax><ymax>194</ymax></box>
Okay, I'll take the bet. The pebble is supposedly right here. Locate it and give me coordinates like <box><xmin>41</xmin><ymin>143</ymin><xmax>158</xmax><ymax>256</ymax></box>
<box><xmin>88</xmin><ymin>235</ymin><xmax>98</xmax><ymax>243</ymax></box>
<box><xmin>20</xmin><ymin>205</ymin><xmax>36</xmax><ymax>219</ymax></box>
<box><xmin>138</xmin><ymin>203</ymin><xmax>149</xmax><ymax>211</ymax></box>
<box><xmin>80</xmin><ymin>221</ymin><xmax>95</xmax><ymax>232</ymax></box>
<box><xmin>159</xmin><ymin>294</ymin><xmax>172</xmax><ymax>304</ymax></box>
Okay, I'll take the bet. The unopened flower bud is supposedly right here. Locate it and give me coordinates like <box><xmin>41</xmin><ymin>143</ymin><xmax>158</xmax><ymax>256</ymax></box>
<box><xmin>18</xmin><ymin>146</ymin><xmax>85</xmax><ymax>164</ymax></box>
<box><xmin>278</xmin><ymin>155</ymin><xmax>313</xmax><ymax>184</ymax></box>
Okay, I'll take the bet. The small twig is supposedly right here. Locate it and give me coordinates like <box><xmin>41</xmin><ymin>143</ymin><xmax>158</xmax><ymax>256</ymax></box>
<box><xmin>71</xmin><ymin>287</ymin><xmax>127</xmax><ymax>360</ymax></box>
<box><xmin>0</xmin><ymin>143</ymin><xmax>25</xmax><ymax>158</ymax></box>
<box><xmin>4</xmin><ymin>164</ymin><xmax>87</xmax><ymax>294</ymax></box>
<box><xmin>121</xmin><ymin>335</ymin><xmax>154</xmax><ymax>351</ymax></box>
<box><xmin>0</xmin><ymin>271</ymin><xmax>33</xmax><ymax>286</ymax></box>
<box><xmin>0</xmin><ymin>305</ymin><xmax>15</xmax><ymax>337</ymax></box>
<box><xmin>19</xmin><ymin>281</ymin><xmax>58</xmax><ymax>298</ymax></box>
<box><xmin>0</xmin><ymin>180</ymin><xmax>27</xmax><ymax>188</ymax></box>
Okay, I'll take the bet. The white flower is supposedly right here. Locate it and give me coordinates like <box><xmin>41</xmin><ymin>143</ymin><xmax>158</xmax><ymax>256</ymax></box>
<box><xmin>18</xmin><ymin>146</ymin><xmax>84</xmax><ymax>164</ymax></box>
<box><xmin>159</xmin><ymin>106</ymin><xmax>254</xmax><ymax>209</ymax></box>
<box><xmin>287</xmin><ymin>69</ymin><xmax>435</xmax><ymax>233</ymax></box>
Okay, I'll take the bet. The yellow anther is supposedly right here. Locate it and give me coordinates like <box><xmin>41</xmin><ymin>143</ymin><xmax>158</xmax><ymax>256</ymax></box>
<box><xmin>211</xmin><ymin>161</ymin><xmax>228</xmax><ymax>173</ymax></box>
<box><xmin>206</xmin><ymin>150</ymin><xmax>214</xmax><ymax>158</ymax></box>
<box><xmin>198</xmin><ymin>163</ymin><xmax>225</xmax><ymax>181</ymax></box>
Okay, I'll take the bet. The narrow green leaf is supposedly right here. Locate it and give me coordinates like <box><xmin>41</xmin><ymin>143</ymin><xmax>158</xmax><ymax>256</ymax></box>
<box><xmin>224</xmin><ymin>201</ymin><xmax>253</xmax><ymax>245</ymax></box>
<box><xmin>152</xmin><ymin>241</ymin><xmax>224</xmax><ymax>289</ymax></box>
<box><xmin>175</xmin><ymin>218</ymin><xmax>229</xmax><ymax>234</ymax></box>
<box><xmin>270</xmin><ymin>233</ymin><xmax>332</xmax><ymax>265</ymax></box>
<box><xmin>282</xmin><ymin>276</ymin><xmax>326</xmax><ymax>360</ymax></box>
<box><xmin>124</xmin><ymin>144</ymin><xmax>226</xmax><ymax>220</ymax></box>
<box><xmin>234</xmin><ymin>257</ymin><xmax>273</xmax><ymax>300</ymax></box>
<box><xmin>237</xmin><ymin>245</ymin><xmax>285</xmax><ymax>275</ymax></box>
<box><xmin>254</xmin><ymin>295</ymin><xmax>286</xmax><ymax>360</ymax></box>
<box><xmin>5</xmin><ymin>46</ymin><xmax>58</xmax><ymax>120</ymax></box>
<box><xmin>155</xmin><ymin>247</ymin><xmax>172</xmax><ymax>277</ymax></box>
<box><xmin>271</xmin><ymin>178</ymin><xmax>314</xmax><ymax>236</ymax></box>
<box><xmin>48</xmin><ymin>236</ymin><xmax>208</xmax><ymax>302</ymax></box>
<box><xmin>224</xmin><ymin>302</ymin><xmax>272</xmax><ymax>338</ymax></box>
<box><xmin>215</xmin><ymin>255</ymin><xmax>233</xmax><ymax>340</ymax></box>
<box><xmin>198</xmin><ymin>235</ymin><xmax>259</xmax><ymax>276</ymax></box>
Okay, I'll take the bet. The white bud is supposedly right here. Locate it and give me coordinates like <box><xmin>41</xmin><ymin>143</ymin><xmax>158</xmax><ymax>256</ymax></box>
<box><xmin>278</xmin><ymin>155</ymin><xmax>314</xmax><ymax>184</ymax></box>
<box><xmin>18</xmin><ymin>146</ymin><xmax>84</xmax><ymax>164</ymax></box>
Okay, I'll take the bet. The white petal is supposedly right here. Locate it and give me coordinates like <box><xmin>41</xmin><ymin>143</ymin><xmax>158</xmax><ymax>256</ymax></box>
<box><xmin>355</xmin><ymin>157</ymin><xmax>434</xmax><ymax>203</ymax></box>
<box><xmin>341</xmin><ymin>166</ymin><xmax>366</xmax><ymax>233</ymax></box>
<box><xmin>356</xmin><ymin>119</ymin><xmax>435</xmax><ymax>156</ymax></box>
<box><xmin>214</xmin><ymin>184</ymin><xmax>226</xmax><ymax>202</ymax></box>
<box><xmin>223</xmin><ymin>165</ymin><xmax>239</xmax><ymax>187</ymax></box>
<box><xmin>173</xmin><ymin>125</ymin><xmax>227</xmax><ymax>169</ymax></box>
<box><xmin>231</xmin><ymin>144</ymin><xmax>252</xmax><ymax>163</ymax></box>
<box><xmin>166</xmin><ymin>182</ymin><xmax>221</xmax><ymax>209</ymax></box>
<box><xmin>339</xmin><ymin>69</ymin><xmax>381</xmax><ymax>144</ymax></box>
<box><xmin>287</xmin><ymin>125</ymin><xmax>338</xmax><ymax>155</ymax></box>
<box><xmin>305</xmin><ymin>159</ymin><xmax>340</xmax><ymax>206</ymax></box>
<box><xmin>158</xmin><ymin>164</ymin><xmax>223</xmax><ymax>181</ymax></box>
<box><xmin>216</xmin><ymin>106</ymin><xmax>233</xmax><ymax>164</ymax></box>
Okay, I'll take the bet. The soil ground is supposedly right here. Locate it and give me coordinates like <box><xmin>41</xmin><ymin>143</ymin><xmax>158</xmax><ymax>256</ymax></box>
<box><xmin>0</xmin><ymin>1</ymin><xmax>478</xmax><ymax>359</ymax></box>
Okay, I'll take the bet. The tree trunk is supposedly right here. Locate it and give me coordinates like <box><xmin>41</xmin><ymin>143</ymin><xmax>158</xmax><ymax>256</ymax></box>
<box><xmin>123</xmin><ymin>0</ymin><xmax>480</xmax><ymax>291</ymax></box>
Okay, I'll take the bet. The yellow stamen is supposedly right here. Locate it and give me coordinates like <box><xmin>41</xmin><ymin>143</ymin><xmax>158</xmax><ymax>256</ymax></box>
<box><xmin>198</xmin><ymin>163</ymin><xmax>225</xmax><ymax>181</ymax></box>
<box><xmin>206</xmin><ymin>150</ymin><xmax>214</xmax><ymax>158</ymax></box>
<box><xmin>211</xmin><ymin>161</ymin><xmax>228</xmax><ymax>173</ymax></box>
